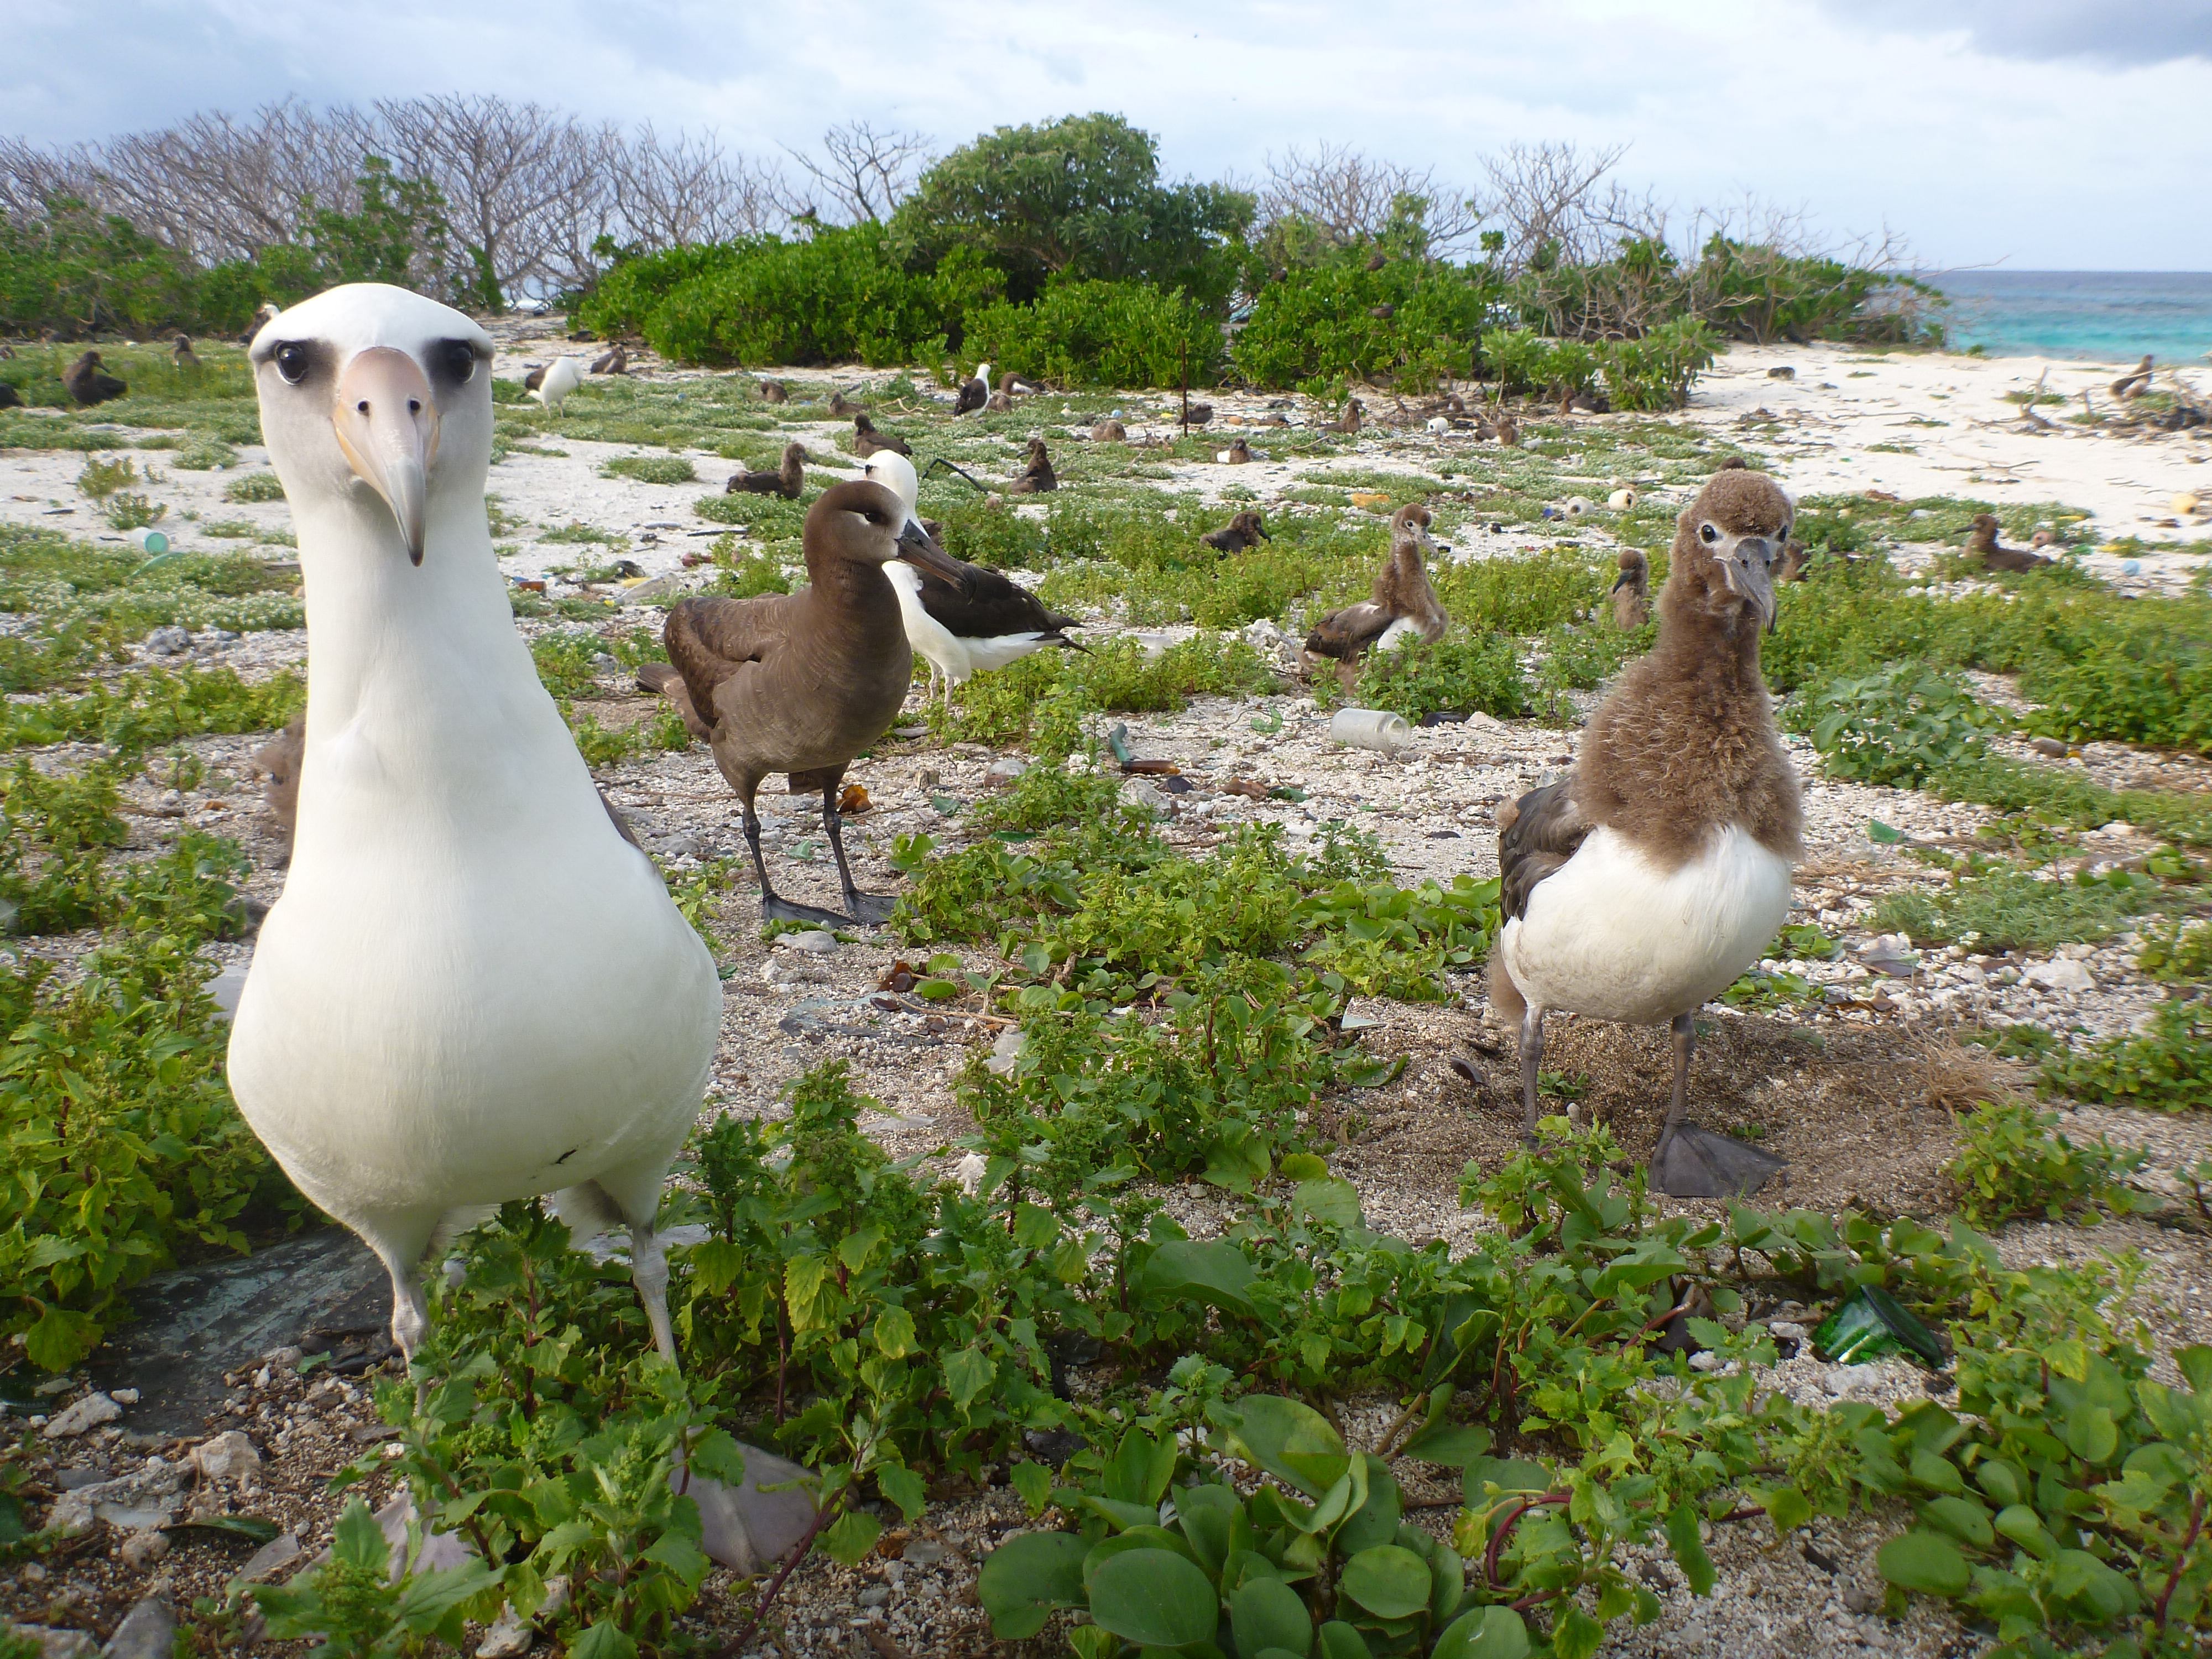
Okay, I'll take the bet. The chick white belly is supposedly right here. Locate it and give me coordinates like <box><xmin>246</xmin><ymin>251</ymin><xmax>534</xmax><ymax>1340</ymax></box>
<box><xmin>1501</xmin><ymin>824</ymin><xmax>1791</xmax><ymax>1025</ymax></box>
<box><xmin>227</xmin><ymin>843</ymin><xmax>720</xmax><ymax>1222</ymax></box>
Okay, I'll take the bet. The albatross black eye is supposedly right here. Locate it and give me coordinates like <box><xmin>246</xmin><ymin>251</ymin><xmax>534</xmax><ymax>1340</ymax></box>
<box><xmin>1699</xmin><ymin>523</ymin><xmax>1719</xmax><ymax>545</ymax></box>
<box><xmin>273</xmin><ymin>343</ymin><xmax>309</xmax><ymax>385</ymax></box>
<box><xmin>436</xmin><ymin>340</ymin><xmax>477</xmax><ymax>383</ymax></box>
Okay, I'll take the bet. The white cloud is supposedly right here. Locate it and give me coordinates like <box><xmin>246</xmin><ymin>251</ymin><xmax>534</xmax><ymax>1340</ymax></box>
<box><xmin>3</xmin><ymin>0</ymin><xmax>2206</xmax><ymax>268</ymax></box>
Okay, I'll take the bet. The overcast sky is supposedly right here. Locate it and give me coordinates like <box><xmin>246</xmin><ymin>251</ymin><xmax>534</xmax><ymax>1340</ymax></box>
<box><xmin>7</xmin><ymin>0</ymin><xmax>2208</xmax><ymax>270</ymax></box>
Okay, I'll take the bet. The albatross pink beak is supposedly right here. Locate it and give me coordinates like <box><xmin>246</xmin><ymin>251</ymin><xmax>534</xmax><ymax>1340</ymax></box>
<box><xmin>333</xmin><ymin>347</ymin><xmax>440</xmax><ymax>566</ymax></box>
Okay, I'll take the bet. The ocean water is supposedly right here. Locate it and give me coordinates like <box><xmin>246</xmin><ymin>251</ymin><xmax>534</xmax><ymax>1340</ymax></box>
<box><xmin>1928</xmin><ymin>270</ymin><xmax>2212</xmax><ymax>364</ymax></box>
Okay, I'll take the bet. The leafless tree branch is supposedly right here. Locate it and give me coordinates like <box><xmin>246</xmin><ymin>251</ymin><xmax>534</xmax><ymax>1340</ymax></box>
<box><xmin>777</xmin><ymin>121</ymin><xmax>933</xmax><ymax>226</ymax></box>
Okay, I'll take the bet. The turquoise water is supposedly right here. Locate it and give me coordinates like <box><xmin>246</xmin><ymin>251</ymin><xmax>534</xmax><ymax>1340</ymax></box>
<box><xmin>1930</xmin><ymin>270</ymin><xmax>2212</xmax><ymax>364</ymax></box>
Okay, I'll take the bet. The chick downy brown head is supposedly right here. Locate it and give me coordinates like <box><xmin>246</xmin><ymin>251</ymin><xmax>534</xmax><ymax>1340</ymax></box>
<box><xmin>1661</xmin><ymin>468</ymin><xmax>1792</xmax><ymax>637</ymax></box>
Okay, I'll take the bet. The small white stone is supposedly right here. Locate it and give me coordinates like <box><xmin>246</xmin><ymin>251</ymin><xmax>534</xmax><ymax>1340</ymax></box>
<box><xmin>116</xmin><ymin>1530</ymin><xmax>169</xmax><ymax>1571</ymax></box>
<box><xmin>109</xmin><ymin>1389</ymin><xmax>140</xmax><ymax>1406</ymax></box>
<box><xmin>189</xmin><ymin>1430</ymin><xmax>260</xmax><ymax>1483</ymax></box>
<box><xmin>2026</xmin><ymin>958</ymin><xmax>2095</xmax><ymax>993</ymax></box>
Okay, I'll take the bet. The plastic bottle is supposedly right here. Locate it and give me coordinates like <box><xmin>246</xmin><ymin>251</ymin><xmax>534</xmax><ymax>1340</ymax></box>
<box><xmin>1329</xmin><ymin>708</ymin><xmax>1412</xmax><ymax>753</ymax></box>
<box><xmin>127</xmin><ymin>526</ymin><xmax>170</xmax><ymax>555</ymax></box>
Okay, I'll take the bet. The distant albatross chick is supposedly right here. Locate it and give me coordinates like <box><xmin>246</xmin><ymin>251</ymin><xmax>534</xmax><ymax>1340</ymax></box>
<box><xmin>1967</xmin><ymin>513</ymin><xmax>2052</xmax><ymax>573</ymax></box>
<box><xmin>172</xmin><ymin>335</ymin><xmax>202</xmax><ymax>371</ymax></box>
<box><xmin>590</xmin><ymin>343</ymin><xmax>627</xmax><ymax>375</ymax></box>
<box><xmin>862</xmin><ymin>451</ymin><xmax>1086</xmax><ymax>704</ymax></box>
<box><xmin>1005</xmin><ymin>437</ymin><xmax>1056</xmax><ymax>493</ymax></box>
<box><xmin>225</xmin><ymin>283</ymin><xmax>723</xmax><ymax>1370</ymax></box>
<box><xmin>1489</xmin><ymin>466</ymin><xmax>1801</xmax><ymax>1198</ymax></box>
<box><xmin>1201</xmin><ymin>510</ymin><xmax>1268</xmax><ymax>554</ymax></box>
<box><xmin>1302</xmin><ymin>502</ymin><xmax>1447</xmax><ymax>689</ymax></box>
<box><xmin>852</xmin><ymin>413</ymin><xmax>911</xmax><ymax>458</ymax></box>
<box><xmin>1610</xmin><ymin>549</ymin><xmax>1651</xmax><ymax>629</ymax></box>
<box><xmin>727</xmin><ymin>442</ymin><xmax>806</xmax><ymax>499</ymax></box>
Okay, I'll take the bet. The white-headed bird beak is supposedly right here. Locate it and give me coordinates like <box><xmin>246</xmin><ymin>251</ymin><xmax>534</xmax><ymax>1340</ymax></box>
<box><xmin>333</xmin><ymin>347</ymin><xmax>440</xmax><ymax>566</ymax></box>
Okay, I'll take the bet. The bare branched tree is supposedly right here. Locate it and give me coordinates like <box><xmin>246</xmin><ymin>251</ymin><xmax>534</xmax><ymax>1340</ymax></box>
<box><xmin>1479</xmin><ymin>140</ymin><xmax>1637</xmax><ymax>273</ymax></box>
<box><xmin>1254</xmin><ymin>142</ymin><xmax>1485</xmax><ymax>259</ymax></box>
<box><xmin>604</xmin><ymin>124</ymin><xmax>785</xmax><ymax>248</ymax></box>
<box><xmin>778</xmin><ymin>121</ymin><xmax>933</xmax><ymax>226</ymax></box>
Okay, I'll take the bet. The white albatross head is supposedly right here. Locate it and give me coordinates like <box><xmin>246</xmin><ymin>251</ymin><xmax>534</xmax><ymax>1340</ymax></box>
<box><xmin>249</xmin><ymin>284</ymin><xmax>494</xmax><ymax>566</ymax></box>
<box><xmin>859</xmin><ymin>449</ymin><xmax>922</xmax><ymax>531</ymax></box>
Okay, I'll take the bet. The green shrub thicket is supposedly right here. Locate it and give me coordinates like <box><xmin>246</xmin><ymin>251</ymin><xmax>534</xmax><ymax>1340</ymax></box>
<box><xmin>963</xmin><ymin>279</ymin><xmax>1225</xmax><ymax>388</ymax></box>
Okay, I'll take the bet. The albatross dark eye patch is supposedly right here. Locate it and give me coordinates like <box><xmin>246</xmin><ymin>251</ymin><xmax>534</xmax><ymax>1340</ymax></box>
<box><xmin>260</xmin><ymin>340</ymin><xmax>330</xmax><ymax>388</ymax></box>
<box><xmin>432</xmin><ymin>338</ymin><xmax>481</xmax><ymax>385</ymax></box>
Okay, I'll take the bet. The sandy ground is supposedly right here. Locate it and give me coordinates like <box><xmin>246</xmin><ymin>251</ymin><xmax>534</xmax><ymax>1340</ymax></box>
<box><xmin>4</xmin><ymin>327</ymin><xmax>2210</xmax><ymax>1659</ymax></box>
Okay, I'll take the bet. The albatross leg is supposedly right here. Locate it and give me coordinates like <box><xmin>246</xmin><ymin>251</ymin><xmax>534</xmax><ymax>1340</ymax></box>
<box><xmin>1517</xmin><ymin>1003</ymin><xmax>1546</xmax><ymax>1140</ymax></box>
<box><xmin>821</xmin><ymin>781</ymin><xmax>895</xmax><ymax>925</ymax></box>
<box><xmin>742</xmin><ymin>798</ymin><xmax>848</xmax><ymax>928</ymax></box>
<box><xmin>1651</xmin><ymin>1010</ymin><xmax>1785</xmax><ymax>1199</ymax></box>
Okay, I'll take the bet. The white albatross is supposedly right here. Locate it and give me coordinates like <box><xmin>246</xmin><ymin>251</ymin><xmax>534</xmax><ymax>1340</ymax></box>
<box><xmin>529</xmin><ymin>354</ymin><xmax>584</xmax><ymax>410</ymax></box>
<box><xmin>225</xmin><ymin>284</ymin><xmax>722</xmax><ymax>1364</ymax></box>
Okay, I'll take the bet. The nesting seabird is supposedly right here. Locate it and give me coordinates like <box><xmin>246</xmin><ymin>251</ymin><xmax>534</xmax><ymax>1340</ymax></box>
<box><xmin>758</xmin><ymin>378</ymin><xmax>789</xmax><ymax>403</ymax></box>
<box><xmin>953</xmin><ymin>362</ymin><xmax>990</xmax><ymax>416</ymax></box>
<box><xmin>1489</xmin><ymin>467</ymin><xmax>1801</xmax><ymax>1198</ymax></box>
<box><xmin>1217</xmin><ymin>436</ymin><xmax>1254</xmax><ymax>465</ymax></box>
<box><xmin>225</xmin><ymin>283</ymin><xmax>723</xmax><ymax>1368</ymax></box>
<box><xmin>1201</xmin><ymin>510</ymin><xmax>1269</xmax><ymax>554</ymax></box>
<box><xmin>1966</xmin><ymin>513</ymin><xmax>2052</xmax><ymax>573</ymax></box>
<box><xmin>591</xmin><ymin>343</ymin><xmax>628</xmax><ymax>375</ymax></box>
<box><xmin>1005</xmin><ymin>437</ymin><xmax>1056</xmax><ymax>493</ymax></box>
<box><xmin>62</xmin><ymin>351</ymin><xmax>127</xmax><ymax>406</ymax></box>
<box><xmin>1610</xmin><ymin>549</ymin><xmax>1651</xmax><ymax>629</ymax></box>
<box><xmin>172</xmin><ymin>335</ymin><xmax>202</xmax><ymax>371</ymax></box>
<box><xmin>649</xmin><ymin>481</ymin><xmax>968</xmax><ymax>926</ymax></box>
<box><xmin>1302</xmin><ymin>503</ymin><xmax>1447</xmax><ymax>688</ymax></box>
<box><xmin>862</xmin><ymin>452</ymin><xmax>1084</xmax><ymax>703</ymax></box>
<box><xmin>852</xmin><ymin>413</ymin><xmax>911</xmax><ymax>458</ymax></box>
<box><xmin>1091</xmin><ymin>419</ymin><xmax>1128</xmax><ymax>442</ymax></box>
<box><xmin>727</xmin><ymin>442</ymin><xmax>806</xmax><ymax>499</ymax></box>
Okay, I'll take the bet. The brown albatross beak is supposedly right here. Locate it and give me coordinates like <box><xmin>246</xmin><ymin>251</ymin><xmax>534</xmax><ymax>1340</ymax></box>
<box><xmin>333</xmin><ymin>347</ymin><xmax>440</xmax><ymax>566</ymax></box>
<box><xmin>896</xmin><ymin>519</ymin><xmax>971</xmax><ymax>596</ymax></box>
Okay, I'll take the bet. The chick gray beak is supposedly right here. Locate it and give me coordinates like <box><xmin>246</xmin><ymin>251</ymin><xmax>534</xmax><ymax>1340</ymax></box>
<box><xmin>896</xmin><ymin>519</ymin><xmax>970</xmax><ymax>596</ymax></box>
<box><xmin>1723</xmin><ymin>535</ymin><xmax>1778</xmax><ymax>632</ymax></box>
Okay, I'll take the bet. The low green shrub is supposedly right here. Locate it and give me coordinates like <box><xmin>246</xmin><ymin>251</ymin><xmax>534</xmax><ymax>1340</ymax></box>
<box><xmin>1344</xmin><ymin>633</ymin><xmax>1531</xmax><ymax>723</ymax></box>
<box><xmin>601</xmin><ymin>455</ymin><xmax>696</xmax><ymax>484</ymax></box>
<box><xmin>2042</xmin><ymin>997</ymin><xmax>2210</xmax><ymax>1110</ymax></box>
<box><xmin>963</xmin><ymin>278</ymin><xmax>1223</xmax><ymax>389</ymax></box>
<box><xmin>1234</xmin><ymin>257</ymin><xmax>1498</xmax><ymax>397</ymax></box>
<box><xmin>1871</xmin><ymin>862</ymin><xmax>2164</xmax><ymax>952</ymax></box>
<box><xmin>222</xmin><ymin>472</ymin><xmax>286</xmax><ymax>504</ymax></box>
<box><xmin>1946</xmin><ymin>1098</ymin><xmax>2153</xmax><ymax>1226</ymax></box>
<box><xmin>0</xmin><ymin>666</ymin><xmax>304</xmax><ymax>755</ymax></box>
<box><xmin>1801</xmin><ymin>665</ymin><xmax>2002</xmax><ymax>787</ymax></box>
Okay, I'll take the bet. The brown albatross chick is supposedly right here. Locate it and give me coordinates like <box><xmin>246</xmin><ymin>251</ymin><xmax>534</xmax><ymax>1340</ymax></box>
<box><xmin>645</xmin><ymin>481</ymin><xmax>968</xmax><ymax>925</ymax></box>
<box><xmin>254</xmin><ymin>717</ymin><xmax>305</xmax><ymax>847</ymax></box>
<box><xmin>1202</xmin><ymin>510</ymin><xmax>1268</xmax><ymax>554</ymax></box>
<box><xmin>852</xmin><ymin>413</ymin><xmax>911</xmax><ymax>458</ymax></box>
<box><xmin>757</xmin><ymin>378</ymin><xmax>789</xmax><ymax>403</ymax></box>
<box><xmin>1968</xmin><ymin>513</ymin><xmax>2051</xmax><ymax>572</ymax></box>
<box><xmin>2111</xmin><ymin>354</ymin><xmax>2154</xmax><ymax>400</ymax></box>
<box><xmin>727</xmin><ymin>441</ymin><xmax>806</xmax><ymax>499</ymax></box>
<box><xmin>1091</xmin><ymin>419</ymin><xmax>1128</xmax><ymax>443</ymax></box>
<box><xmin>591</xmin><ymin>344</ymin><xmax>627</xmax><ymax>375</ymax></box>
<box><xmin>1005</xmin><ymin>437</ymin><xmax>1057</xmax><ymax>494</ymax></box>
<box><xmin>1610</xmin><ymin>548</ymin><xmax>1650</xmax><ymax>629</ymax></box>
<box><xmin>1327</xmin><ymin>398</ymin><xmax>1364</xmax><ymax>435</ymax></box>
<box><xmin>63</xmin><ymin>351</ymin><xmax>127</xmax><ymax>407</ymax></box>
<box><xmin>1302</xmin><ymin>502</ymin><xmax>1447</xmax><ymax>689</ymax></box>
<box><xmin>172</xmin><ymin>335</ymin><xmax>202</xmax><ymax>370</ymax></box>
<box><xmin>1489</xmin><ymin>467</ymin><xmax>1801</xmax><ymax>1198</ymax></box>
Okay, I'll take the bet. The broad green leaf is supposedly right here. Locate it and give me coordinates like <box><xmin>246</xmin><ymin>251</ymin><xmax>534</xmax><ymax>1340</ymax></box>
<box><xmin>1317</xmin><ymin>1621</ymin><xmax>1372</xmax><ymax>1659</ymax></box>
<box><xmin>1400</xmin><ymin>1422</ymin><xmax>1493</xmax><ymax>1468</ymax></box>
<box><xmin>820</xmin><ymin>1509</ymin><xmax>883</xmax><ymax>1567</ymax></box>
<box><xmin>567</xmin><ymin>1621</ymin><xmax>637</xmax><ymax>1659</ymax></box>
<box><xmin>877</xmin><ymin>1463</ymin><xmax>927</xmax><ymax>1523</ymax></box>
<box><xmin>872</xmin><ymin>1306</ymin><xmax>917</xmax><ymax>1359</ymax></box>
<box><xmin>1105</xmin><ymin>1426</ymin><xmax>1178</xmax><ymax>1507</ymax></box>
<box><xmin>1432</xmin><ymin>1605</ymin><xmax>1531</xmax><ymax>1659</ymax></box>
<box><xmin>1222</xmin><ymin>1394</ymin><xmax>1347</xmax><ymax>1499</ymax></box>
<box><xmin>1762</xmin><ymin>1486</ymin><xmax>1813</xmax><ymax>1532</ymax></box>
<box><xmin>942</xmin><ymin>1347</ymin><xmax>997</xmax><ymax>1408</ymax></box>
<box><xmin>640</xmin><ymin>1530</ymin><xmax>709</xmax><ymax>1590</ymax></box>
<box><xmin>1230</xmin><ymin>1575</ymin><xmax>1312</xmax><ymax>1658</ymax></box>
<box><xmin>1082</xmin><ymin>1528</ymin><xmax>1198</xmax><ymax>1595</ymax></box>
<box><xmin>2176</xmin><ymin>1345</ymin><xmax>2212</xmax><ymax>1394</ymax></box>
<box><xmin>1974</xmin><ymin>1459</ymin><xmax>2024</xmax><ymax>1508</ymax></box>
<box><xmin>2064</xmin><ymin>1403</ymin><xmax>2119</xmax><ymax>1465</ymax></box>
<box><xmin>1918</xmin><ymin>1496</ymin><xmax>1993</xmax><ymax>1549</ymax></box>
<box><xmin>977</xmin><ymin>1530</ymin><xmax>1090</xmax><ymax>1640</ymax></box>
<box><xmin>331</xmin><ymin>1498</ymin><xmax>388</xmax><ymax>1572</ymax></box>
<box><xmin>1279</xmin><ymin>1152</ymin><xmax>1332</xmax><ymax>1180</ymax></box>
<box><xmin>1667</xmin><ymin>1504</ymin><xmax>1714</xmax><ymax>1597</ymax></box>
<box><xmin>1876</xmin><ymin>1531</ymin><xmax>1969</xmax><ymax>1598</ymax></box>
<box><xmin>1333</xmin><ymin>1457</ymin><xmax>1401</xmax><ymax>1555</ymax></box>
<box><xmin>1463</xmin><ymin>1455</ymin><xmax>1552</xmax><ymax>1501</ymax></box>
<box><xmin>1086</xmin><ymin>1548</ymin><xmax>1218</xmax><ymax>1648</ymax></box>
<box><xmin>1908</xmin><ymin>1451</ymin><xmax>1963</xmax><ymax>1495</ymax></box>
<box><xmin>22</xmin><ymin>1305</ymin><xmax>98</xmax><ymax>1373</ymax></box>
<box><xmin>1994</xmin><ymin>1504</ymin><xmax>2058</xmax><ymax>1560</ymax></box>
<box><xmin>1552</xmin><ymin>1603</ymin><xmax>1605</xmax><ymax>1659</ymax></box>
<box><xmin>1291</xmin><ymin>1177</ymin><xmax>1362</xmax><ymax>1229</ymax></box>
<box><xmin>1138</xmin><ymin>1239</ymin><xmax>1258</xmax><ymax>1317</ymax></box>
<box><xmin>1174</xmin><ymin>1483</ymin><xmax>1241</xmax><ymax>1575</ymax></box>
<box><xmin>1009</xmin><ymin>1461</ymin><xmax>1053</xmax><ymax>1517</ymax></box>
<box><xmin>1867</xmin><ymin>819</ymin><xmax>1905</xmax><ymax>844</ymax></box>
<box><xmin>1338</xmin><ymin>1545</ymin><xmax>1430</xmax><ymax>1619</ymax></box>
